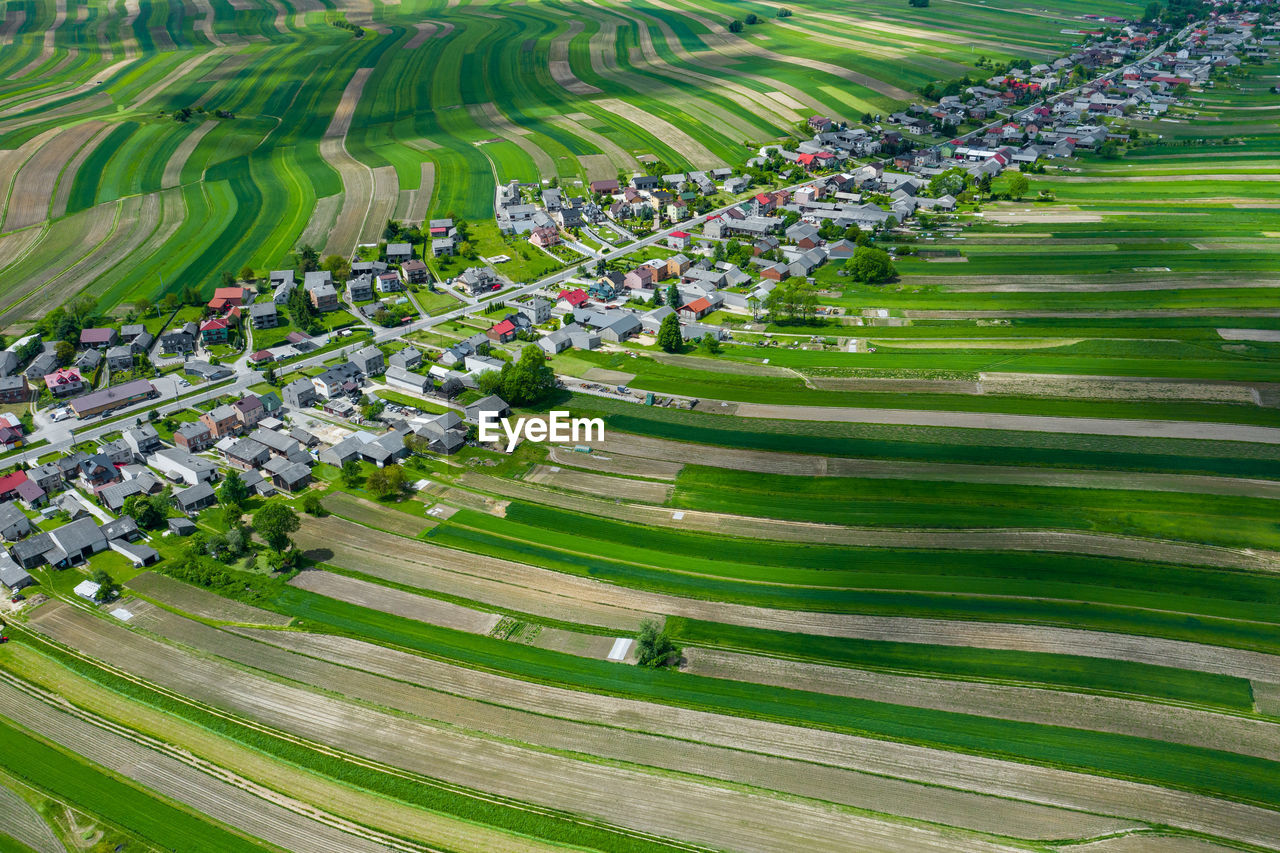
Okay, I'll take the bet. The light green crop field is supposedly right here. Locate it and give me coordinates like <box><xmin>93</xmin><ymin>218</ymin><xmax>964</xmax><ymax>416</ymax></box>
<box><xmin>4</xmin><ymin>1</ymin><xmax>1280</xmax><ymax>852</ymax></box>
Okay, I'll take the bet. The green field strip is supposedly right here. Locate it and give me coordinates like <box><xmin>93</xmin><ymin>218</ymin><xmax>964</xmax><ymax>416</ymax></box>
<box><xmin>427</xmin><ymin>509</ymin><xmax>1280</xmax><ymax>657</ymax></box>
<box><xmin>718</xmin><ymin>338</ymin><xmax>1280</xmax><ymax>383</ymax></box>
<box><xmin>444</xmin><ymin>499</ymin><xmax>1280</xmax><ymax>629</ymax></box>
<box><xmin>668</xmin><ymin>464</ymin><xmax>1280</xmax><ymax>551</ymax></box>
<box><xmin>562</xmin><ymin>351</ymin><xmax>1280</xmax><ymax>424</ymax></box>
<box><xmin>564</xmin><ymin>398</ymin><xmax>1280</xmax><ymax>480</ymax></box>
<box><xmin>665</xmin><ymin>618</ymin><xmax>1258</xmax><ymax>712</ymax></box>
<box><xmin>0</xmin><ymin>718</ymin><xmax>272</xmax><ymax>853</ymax></box>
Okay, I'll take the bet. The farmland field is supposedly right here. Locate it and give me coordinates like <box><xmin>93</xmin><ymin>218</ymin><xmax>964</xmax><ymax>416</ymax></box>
<box><xmin>4</xmin><ymin>0</ymin><xmax>1280</xmax><ymax>851</ymax></box>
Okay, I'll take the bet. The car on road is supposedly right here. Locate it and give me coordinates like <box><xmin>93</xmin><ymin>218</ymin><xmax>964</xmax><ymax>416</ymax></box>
<box><xmin>9</xmin><ymin>594</ymin><xmax>23</xmax><ymax>603</ymax></box>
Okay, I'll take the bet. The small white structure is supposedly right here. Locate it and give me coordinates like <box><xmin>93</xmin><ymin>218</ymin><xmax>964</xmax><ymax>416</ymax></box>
<box><xmin>73</xmin><ymin>579</ymin><xmax>101</xmax><ymax>603</ymax></box>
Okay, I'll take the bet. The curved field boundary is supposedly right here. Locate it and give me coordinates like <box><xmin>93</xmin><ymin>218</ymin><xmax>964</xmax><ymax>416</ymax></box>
<box><xmin>129</xmin><ymin>48</ymin><xmax>230</xmax><ymax>110</ymax></box>
<box><xmin>5</xmin><ymin>0</ymin><xmax>69</xmax><ymax>81</ymax></box>
<box><xmin>404</xmin><ymin>21</ymin><xmax>438</xmax><ymax>49</ymax></box>
<box><xmin>682</xmin><ymin>647</ymin><xmax>1280</xmax><ymax>762</ymax></box>
<box><xmin>28</xmin><ymin>603</ymin><xmax>1030</xmax><ymax>853</ymax></box>
<box><xmin>318</xmin><ymin>67</ymin><xmax>375</xmax><ymax>256</ymax></box>
<box><xmin>49</xmin><ymin>120</ymin><xmax>110</xmax><ymax>219</ymax></box>
<box><xmin>731</xmin><ymin>402</ymin><xmax>1280</xmax><ymax>444</ymax></box>
<box><xmin>0</xmin><ymin>780</ymin><xmax>64</xmax><ymax>853</ymax></box>
<box><xmin>160</xmin><ymin>120</ymin><xmax>217</xmax><ymax>188</ymax></box>
<box><xmin>548</xmin><ymin>115</ymin><xmax>639</xmax><ymax>174</ymax></box>
<box><xmin>0</xmin><ymin>201</ymin><xmax>118</xmax><ymax>319</ymax></box>
<box><xmin>644</xmin><ymin>0</ymin><xmax>916</xmax><ymax>101</ymax></box>
<box><xmin>0</xmin><ymin>127</ymin><xmax>62</xmax><ymax>220</ymax></box>
<box><xmin>3</xmin><ymin>120</ymin><xmax>105</xmax><ymax>232</ymax></box>
<box><xmin>394</xmin><ymin>161</ymin><xmax>433</xmax><ymax>224</ymax></box>
<box><xmin>549</xmin><ymin>19</ymin><xmax>600</xmax><ymax>95</ymax></box>
<box><xmin>593</xmin><ymin>97</ymin><xmax>721</xmax><ymax>170</ymax></box>
<box><xmin>0</xmin><ymin>9</ymin><xmax>25</xmax><ymax>46</ymax></box>
<box><xmin>468</xmin><ymin>102</ymin><xmax>558</xmax><ymax>180</ymax></box>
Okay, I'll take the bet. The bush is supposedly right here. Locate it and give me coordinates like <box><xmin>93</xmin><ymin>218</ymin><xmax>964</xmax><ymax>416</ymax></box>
<box><xmin>636</xmin><ymin>620</ymin><xmax>681</xmax><ymax>667</ymax></box>
<box><xmin>301</xmin><ymin>493</ymin><xmax>326</xmax><ymax>516</ymax></box>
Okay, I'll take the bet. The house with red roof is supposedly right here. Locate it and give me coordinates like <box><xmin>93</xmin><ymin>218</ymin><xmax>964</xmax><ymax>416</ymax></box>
<box><xmin>558</xmin><ymin>288</ymin><xmax>588</xmax><ymax>308</ymax></box>
<box><xmin>667</xmin><ymin>231</ymin><xmax>691</xmax><ymax>250</ymax></box>
<box><xmin>679</xmin><ymin>296</ymin><xmax>714</xmax><ymax>322</ymax></box>
<box><xmin>0</xmin><ymin>470</ymin><xmax>30</xmax><ymax>501</ymax></box>
<box><xmin>44</xmin><ymin>368</ymin><xmax>85</xmax><ymax>398</ymax></box>
<box><xmin>486</xmin><ymin>319</ymin><xmax>517</xmax><ymax>343</ymax></box>
<box><xmin>208</xmin><ymin>286</ymin><xmax>251</xmax><ymax>312</ymax></box>
<box><xmin>199</xmin><ymin>317</ymin><xmax>230</xmax><ymax>344</ymax></box>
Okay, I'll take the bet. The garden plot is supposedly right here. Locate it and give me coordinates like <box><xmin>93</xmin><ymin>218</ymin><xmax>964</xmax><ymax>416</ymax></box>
<box><xmin>321</xmin><ymin>491</ymin><xmax>430</xmax><ymax>537</ymax></box>
<box><xmin>523</xmin><ymin>464</ymin><xmax>673</xmax><ymax>503</ymax></box>
<box><xmin>1254</xmin><ymin>681</ymin><xmax>1280</xmax><ymax>716</ymax></box>
<box><xmin>290</xmin><ymin>570</ymin><xmax>501</xmax><ymax>635</ymax></box>
<box><xmin>547</xmin><ymin>446</ymin><xmax>684</xmax><ymax>480</ymax></box>
<box><xmin>0</xmin><ymin>781</ymin><xmax>63</xmax><ymax>853</ymax></box>
<box><xmin>977</xmin><ymin>373</ymin><xmax>1260</xmax><ymax>404</ymax></box>
<box><xmin>126</xmin><ymin>572</ymin><xmax>292</xmax><ymax>626</ymax></box>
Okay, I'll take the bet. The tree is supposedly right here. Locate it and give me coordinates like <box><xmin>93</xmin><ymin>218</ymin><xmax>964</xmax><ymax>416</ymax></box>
<box><xmin>252</xmin><ymin>502</ymin><xmax>300</xmax><ymax>552</ymax></box>
<box><xmin>850</xmin><ymin>246</ymin><xmax>897</xmax><ymax>284</ymax></box>
<box><xmin>908</xmin><ymin>0</ymin><xmax>929</xmax><ymax>6</ymax></box>
<box><xmin>323</xmin><ymin>254</ymin><xmax>351</xmax><ymax>283</ymax></box>
<box><xmin>219</xmin><ymin>470</ymin><xmax>249</xmax><ymax>507</ymax></box>
<box><xmin>665</xmin><ymin>283</ymin><xmax>681</xmax><ymax>309</ymax></box>
<box><xmin>744</xmin><ymin>12</ymin><xmax>759</xmax><ymax>24</ymax></box>
<box><xmin>698</xmin><ymin>333</ymin><xmax>721</xmax><ymax>355</ymax></box>
<box><xmin>239</xmin><ymin>265</ymin><xmax>256</xmax><ymax>282</ymax></box>
<box><xmin>134</xmin><ymin>297</ymin><xmax>153</xmax><ymax>318</ymax></box>
<box><xmin>91</xmin><ymin>570</ymin><xmax>121</xmax><ymax>603</ymax></box>
<box><xmin>635</xmin><ymin>619</ymin><xmax>680</xmax><ymax>667</ymax></box>
<box><xmin>1007</xmin><ymin>172</ymin><xmax>1029</xmax><ymax>200</ymax></box>
<box><xmin>54</xmin><ymin>341</ymin><xmax>75</xmax><ymax>367</ymax></box>
<box><xmin>656</xmin><ymin>312</ymin><xmax>683</xmax><ymax>353</ymax></box>
<box><xmin>341</xmin><ymin>459</ymin><xmax>363</xmax><ymax>486</ymax></box>
<box><xmin>1142</xmin><ymin>1</ymin><xmax>1160</xmax><ymax>21</ymax></box>
<box><xmin>727</xmin><ymin>19</ymin><xmax>743</xmax><ymax>32</ymax></box>
<box><xmin>1098</xmin><ymin>139</ymin><xmax>1122</xmax><ymax>159</ymax></box>
<box><xmin>300</xmin><ymin>493</ymin><xmax>326</xmax><ymax>516</ymax></box>
<box><xmin>221</xmin><ymin>270</ymin><xmax>237</xmax><ymax>288</ymax></box>
<box><xmin>366</xmin><ymin>464</ymin><xmax>406</xmax><ymax>499</ymax></box>
<box><xmin>500</xmin><ymin>345</ymin><xmax>557</xmax><ymax>406</ymax></box>
<box><xmin>295</xmin><ymin>243</ymin><xmax>320</xmax><ymax>273</ymax></box>
<box><xmin>122</xmin><ymin>493</ymin><xmax>167</xmax><ymax>530</ymax></box>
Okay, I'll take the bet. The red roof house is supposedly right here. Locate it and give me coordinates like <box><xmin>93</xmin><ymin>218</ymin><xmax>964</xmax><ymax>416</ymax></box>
<box><xmin>486</xmin><ymin>319</ymin><xmax>516</xmax><ymax>343</ymax></box>
<box><xmin>558</xmin><ymin>288</ymin><xmax>588</xmax><ymax>307</ymax></box>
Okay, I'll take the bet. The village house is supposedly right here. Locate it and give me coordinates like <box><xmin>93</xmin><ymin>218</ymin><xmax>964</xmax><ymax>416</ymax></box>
<box><xmin>281</xmin><ymin>377</ymin><xmax>318</xmax><ymax>410</ymax></box>
<box><xmin>199</xmin><ymin>404</ymin><xmax>241</xmax><ymax>440</ymax></box>
<box><xmin>0</xmin><ymin>376</ymin><xmax>33</xmax><ymax>407</ymax></box>
<box><xmin>44</xmin><ymin>368</ymin><xmax>85</xmax><ymax>398</ymax></box>
<box><xmin>250</xmin><ymin>302</ymin><xmax>279</xmax><ymax>329</ymax></box>
<box><xmin>351</xmin><ymin>345</ymin><xmax>385</xmax><ymax>377</ymax></box>
<box><xmin>200</xmin><ymin>318</ymin><xmax>231</xmax><ymax>344</ymax></box>
<box><xmin>79</xmin><ymin>328</ymin><xmax>118</xmax><ymax>349</ymax></box>
<box><xmin>402</xmin><ymin>259</ymin><xmax>430</xmax><ymax>283</ymax></box>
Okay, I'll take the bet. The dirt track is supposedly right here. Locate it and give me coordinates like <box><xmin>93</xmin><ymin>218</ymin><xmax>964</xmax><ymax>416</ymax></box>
<box><xmin>319</xmin><ymin>67</ymin><xmax>375</xmax><ymax>256</ymax></box>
